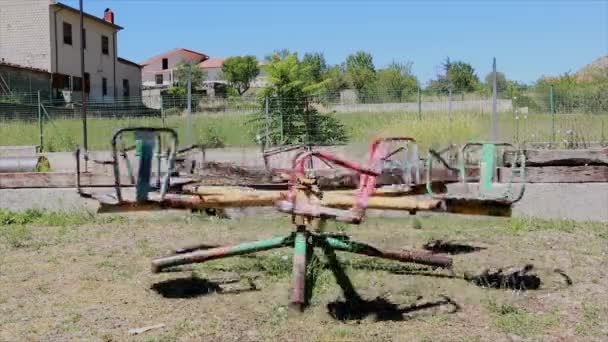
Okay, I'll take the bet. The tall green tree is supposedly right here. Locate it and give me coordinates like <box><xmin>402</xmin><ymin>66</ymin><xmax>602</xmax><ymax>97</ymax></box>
<box><xmin>301</xmin><ymin>52</ymin><xmax>328</xmax><ymax>83</ymax></box>
<box><xmin>427</xmin><ymin>58</ymin><xmax>479</xmax><ymax>94</ymax></box>
<box><xmin>221</xmin><ymin>56</ymin><xmax>260</xmax><ymax>96</ymax></box>
<box><xmin>258</xmin><ymin>53</ymin><xmax>346</xmax><ymax>145</ymax></box>
<box><xmin>446</xmin><ymin>60</ymin><xmax>479</xmax><ymax>92</ymax></box>
<box><xmin>484</xmin><ymin>71</ymin><xmax>508</xmax><ymax>95</ymax></box>
<box><xmin>167</xmin><ymin>61</ymin><xmax>206</xmax><ymax>96</ymax></box>
<box><xmin>321</xmin><ymin>65</ymin><xmax>348</xmax><ymax>100</ymax></box>
<box><xmin>376</xmin><ymin>61</ymin><xmax>418</xmax><ymax>101</ymax></box>
<box><xmin>345</xmin><ymin>51</ymin><xmax>376</xmax><ymax>93</ymax></box>
<box><xmin>264</xmin><ymin>48</ymin><xmax>292</xmax><ymax>62</ymax></box>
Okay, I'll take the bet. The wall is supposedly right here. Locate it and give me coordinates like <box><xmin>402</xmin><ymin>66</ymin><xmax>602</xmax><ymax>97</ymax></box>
<box><xmin>0</xmin><ymin>0</ymin><xmax>52</xmax><ymax>71</ymax></box>
<box><xmin>331</xmin><ymin>99</ymin><xmax>513</xmax><ymax>113</ymax></box>
<box><xmin>142</xmin><ymin>51</ymin><xmax>204</xmax><ymax>87</ymax></box>
<box><xmin>0</xmin><ymin>64</ymin><xmax>51</xmax><ymax>98</ymax></box>
<box><xmin>116</xmin><ymin>60</ymin><xmax>141</xmax><ymax>98</ymax></box>
<box><xmin>141</xmin><ymin>88</ymin><xmax>162</xmax><ymax>109</ymax></box>
<box><xmin>50</xmin><ymin>7</ymin><xmax>119</xmax><ymax>101</ymax></box>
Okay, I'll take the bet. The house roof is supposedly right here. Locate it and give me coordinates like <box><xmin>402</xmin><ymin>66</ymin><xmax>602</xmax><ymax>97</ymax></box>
<box><xmin>51</xmin><ymin>2</ymin><xmax>123</xmax><ymax>30</ymax></box>
<box><xmin>0</xmin><ymin>61</ymin><xmax>50</xmax><ymax>74</ymax></box>
<box><xmin>140</xmin><ymin>48</ymin><xmax>209</xmax><ymax>67</ymax></box>
<box><xmin>199</xmin><ymin>57</ymin><xmax>228</xmax><ymax>69</ymax></box>
<box><xmin>117</xmin><ymin>57</ymin><xmax>141</xmax><ymax>69</ymax></box>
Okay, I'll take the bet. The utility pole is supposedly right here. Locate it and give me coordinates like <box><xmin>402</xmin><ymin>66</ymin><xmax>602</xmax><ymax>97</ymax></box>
<box><xmin>491</xmin><ymin>57</ymin><xmax>498</xmax><ymax>141</ymax></box>
<box><xmin>550</xmin><ymin>85</ymin><xmax>555</xmax><ymax>145</ymax></box>
<box><xmin>79</xmin><ymin>0</ymin><xmax>87</xmax><ymax>155</ymax></box>
<box><xmin>187</xmin><ymin>61</ymin><xmax>192</xmax><ymax>147</ymax></box>
<box><xmin>417</xmin><ymin>86</ymin><xmax>421</xmax><ymax>119</ymax></box>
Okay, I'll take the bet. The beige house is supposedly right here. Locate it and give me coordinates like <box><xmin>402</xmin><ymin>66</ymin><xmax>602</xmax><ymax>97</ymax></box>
<box><xmin>0</xmin><ymin>0</ymin><xmax>141</xmax><ymax>101</ymax></box>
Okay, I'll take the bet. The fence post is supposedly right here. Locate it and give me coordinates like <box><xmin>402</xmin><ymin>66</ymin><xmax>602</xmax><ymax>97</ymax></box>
<box><xmin>265</xmin><ymin>96</ymin><xmax>270</xmax><ymax>148</ymax></box>
<box><xmin>417</xmin><ymin>87</ymin><xmax>421</xmax><ymax>120</ymax></box>
<box><xmin>491</xmin><ymin>57</ymin><xmax>498</xmax><ymax>141</ymax></box>
<box><xmin>37</xmin><ymin>91</ymin><xmax>43</xmax><ymax>152</ymax></box>
<box><xmin>448</xmin><ymin>88</ymin><xmax>452</xmax><ymax>116</ymax></box>
<box><xmin>279</xmin><ymin>99</ymin><xmax>284</xmax><ymax>144</ymax></box>
<box><xmin>448</xmin><ymin>88</ymin><xmax>452</xmax><ymax>137</ymax></box>
<box><xmin>187</xmin><ymin>62</ymin><xmax>192</xmax><ymax>147</ymax></box>
<box><xmin>79</xmin><ymin>0</ymin><xmax>87</xmax><ymax>155</ymax></box>
<box><xmin>550</xmin><ymin>85</ymin><xmax>555</xmax><ymax>145</ymax></box>
<box><xmin>160</xmin><ymin>95</ymin><xmax>165</xmax><ymax>128</ymax></box>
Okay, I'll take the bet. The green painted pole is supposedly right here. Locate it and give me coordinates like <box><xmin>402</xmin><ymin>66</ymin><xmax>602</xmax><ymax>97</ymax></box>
<box><xmin>291</xmin><ymin>230</ymin><xmax>308</xmax><ymax>310</ymax></box>
<box><xmin>151</xmin><ymin>235</ymin><xmax>291</xmax><ymax>273</ymax></box>
<box><xmin>480</xmin><ymin>143</ymin><xmax>496</xmax><ymax>194</ymax></box>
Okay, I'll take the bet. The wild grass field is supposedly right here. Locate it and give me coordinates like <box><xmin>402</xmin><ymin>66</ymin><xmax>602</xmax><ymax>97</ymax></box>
<box><xmin>0</xmin><ymin>210</ymin><xmax>606</xmax><ymax>341</ymax></box>
<box><xmin>1</xmin><ymin>111</ymin><xmax>606</xmax><ymax>152</ymax></box>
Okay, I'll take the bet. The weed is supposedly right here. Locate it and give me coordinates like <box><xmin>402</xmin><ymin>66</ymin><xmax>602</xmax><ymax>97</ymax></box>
<box><xmin>136</xmin><ymin>239</ymin><xmax>157</xmax><ymax>257</ymax></box>
<box><xmin>508</xmin><ymin>216</ymin><xmax>600</xmax><ymax>234</ymax></box>
<box><xmin>486</xmin><ymin>299</ymin><xmax>559</xmax><ymax>337</ymax></box>
<box><xmin>97</xmin><ymin>260</ymin><xmax>117</xmax><ymax>269</ymax></box>
<box><xmin>196</xmin><ymin>253</ymin><xmax>292</xmax><ymax>279</ymax></box>
<box><xmin>0</xmin><ymin>225</ymin><xmax>32</xmax><ymax>248</ymax></box>
<box><xmin>198</xmin><ymin>125</ymin><xmax>226</xmax><ymax>148</ymax></box>
<box><xmin>0</xmin><ymin>209</ymin><xmax>124</xmax><ymax>227</ymax></box>
<box><xmin>576</xmin><ymin>304</ymin><xmax>605</xmax><ymax>336</ymax></box>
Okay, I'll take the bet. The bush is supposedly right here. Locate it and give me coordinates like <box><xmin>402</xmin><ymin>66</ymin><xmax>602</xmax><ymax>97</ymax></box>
<box><xmin>198</xmin><ymin>125</ymin><xmax>226</xmax><ymax>148</ymax></box>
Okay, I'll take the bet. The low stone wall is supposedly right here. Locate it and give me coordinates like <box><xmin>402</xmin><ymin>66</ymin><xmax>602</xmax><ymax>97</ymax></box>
<box><xmin>331</xmin><ymin>99</ymin><xmax>513</xmax><ymax>113</ymax></box>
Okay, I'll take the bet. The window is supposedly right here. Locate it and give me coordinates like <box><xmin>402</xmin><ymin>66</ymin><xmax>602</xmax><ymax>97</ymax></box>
<box><xmin>102</xmin><ymin>77</ymin><xmax>108</xmax><ymax>96</ymax></box>
<box><xmin>162</xmin><ymin>58</ymin><xmax>168</xmax><ymax>70</ymax></box>
<box><xmin>72</xmin><ymin>76</ymin><xmax>82</xmax><ymax>91</ymax></box>
<box><xmin>63</xmin><ymin>22</ymin><xmax>72</xmax><ymax>45</ymax></box>
<box><xmin>52</xmin><ymin>74</ymin><xmax>71</xmax><ymax>90</ymax></box>
<box><xmin>123</xmin><ymin>79</ymin><xmax>130</xmax><ymax>97</ymax></box>
<box><xmin>84</xmin><ymin>73</ymin><xmax>90</xmax><ymax>93</ymax></box>
<box><xmin>82</xmin><ymin>28</ymin><xmax>86</xmax><ymax>49</ymax></box>
<box><xmin>101</xmin><ymin>35</ymin><xmax>109</xmax><ymax>55</ymax></box>
<box><xmin>155</xmin><ymin>74</ymin><xmax>163</xmax><ymax>85</ymax></box>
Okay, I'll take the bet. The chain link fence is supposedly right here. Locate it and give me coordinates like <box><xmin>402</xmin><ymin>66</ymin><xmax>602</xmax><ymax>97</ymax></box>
<box><xmin>1</xmin><ymin>88</ymin><xmax>607</xmax><ymax>152</ymax></box>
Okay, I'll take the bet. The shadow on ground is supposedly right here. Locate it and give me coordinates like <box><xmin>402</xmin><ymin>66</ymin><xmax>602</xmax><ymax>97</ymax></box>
<box><xmin>350</xmin><ymin>261</ymin><xmax>572</xmax><ymax>292</ymax></box>
<box><xmin>151</xmin><ymin>275</ymin><xmax>259</xmax><ymax>298</ymax></box>
<box><xmin>327</xmin><ymin>295</ymin><xmax>460</xmax><ymax>322</ymax></box>
<box><xmin>422</xmin><ymin>239</ymin><xmax>487</xmax><ymax>255</ymax></box>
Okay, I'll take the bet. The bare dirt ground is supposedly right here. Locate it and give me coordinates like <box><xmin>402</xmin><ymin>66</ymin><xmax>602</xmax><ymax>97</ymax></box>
<box><xmin>0</xmin><ymin>212</ymin><xmax>606</xmax><ymax>341</ymax></box>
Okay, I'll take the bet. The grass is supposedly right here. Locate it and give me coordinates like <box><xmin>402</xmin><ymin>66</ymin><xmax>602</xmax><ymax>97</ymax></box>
<box><xmin>575</xmin><ymin>304</ymin><xmax>606</xmax><ymax>337</ymax></box>
<box><xmin>0</xmin><ymin>209</ymin><xmax>125</xmax><ymax>248</ymax></box>
<box><xmin>1</xmin><ymin>111</ymin><xmax>606</xmax><ymax>151</ymax></box>
<box><xmin>0</xmin><ymin>208</ymin><xmax>123</xmax><ymax>227</ymax></box>
<box><xmin>0</xmin><ymin>212</ymin><xmax>606</xmax><ymax>341</ymax></box>
<box><xmin>486</xmin><ymin>299</ymin><xmax>560</xmax><ymax>337</ymax></box>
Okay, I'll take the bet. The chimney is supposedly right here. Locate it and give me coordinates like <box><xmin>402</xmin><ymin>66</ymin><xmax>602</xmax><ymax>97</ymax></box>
<box><xmin>103</xmin><ymin>8</ymin><xmax>114</xmax><ymax>24</ymax></box>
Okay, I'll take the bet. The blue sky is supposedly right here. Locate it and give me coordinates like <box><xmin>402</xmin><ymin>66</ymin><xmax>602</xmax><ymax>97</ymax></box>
<box><xmin>63</xmin><ymin>0</ymin><xmax>607</xmax><ymax>85</ymax></box>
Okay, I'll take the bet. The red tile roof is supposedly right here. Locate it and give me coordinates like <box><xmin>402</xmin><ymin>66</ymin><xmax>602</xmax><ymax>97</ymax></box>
<box><xmin>199</xmin><ymin>57</ymin><xmax>228</xmax><ymax>69</ymax></box>
<box><xmin>140</xmin><ymin>48</ymin><xmax>209</xmax><ymax>67</ymax></box>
